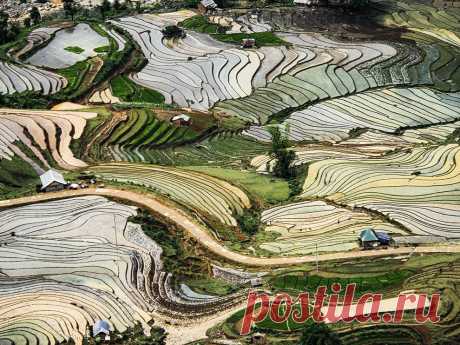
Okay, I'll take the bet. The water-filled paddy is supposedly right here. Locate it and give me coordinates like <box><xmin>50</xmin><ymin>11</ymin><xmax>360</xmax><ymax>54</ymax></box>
<box><xmin>27</xmin><ymin>23</ymin><xmax>109</xmax><ymax>69</ymax></box>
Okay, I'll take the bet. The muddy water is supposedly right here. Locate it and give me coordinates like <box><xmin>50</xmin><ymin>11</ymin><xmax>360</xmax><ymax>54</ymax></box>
<box><xmin>227</xmin><ymin>6</ymin><xmax>405</xmax><ymax>39</ymax></box>
<box><xmin>260</xmin><ymin>7</ymin><xmax>376</xmax><ymax>32</ymax></box>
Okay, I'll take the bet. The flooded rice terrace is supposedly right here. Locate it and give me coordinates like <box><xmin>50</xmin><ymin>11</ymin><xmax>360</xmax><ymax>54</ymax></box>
<box><xmin>27</xmin><ymin>23</ymin><xmax>109</xmax><ymax>69</ymax></box>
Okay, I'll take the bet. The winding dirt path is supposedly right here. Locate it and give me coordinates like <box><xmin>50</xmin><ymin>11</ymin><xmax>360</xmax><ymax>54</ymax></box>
<box><xmin>2</xmin><ymin>187</ymin><xmax>460</xmax><ymax>267</ymax></box>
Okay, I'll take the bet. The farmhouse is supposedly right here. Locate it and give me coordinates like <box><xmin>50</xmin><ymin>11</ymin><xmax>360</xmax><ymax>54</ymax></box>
<box><xmin>39</xmin><ymin>169</ymin><xmax>67</xmax><ymax>192</ymax></box>
<box><xmin>359</xmin><ymin>228</ymin><xmax>380</xmax><ymax>249</ymax></box>
<box><xmin>171</xmin><ymin>114</ymin><xmax>192</xmax><ymax>126</ymax></box>
<box><xmin>198</xmin><ymin>0</ymin><xmax>218</xmax><ymax>14</ymax></box>
<box><xmin>375</xmin><ymin>231</ymin><xmax>391</xmax><ymax>245</ymax></box>
<box><xmin>93</xmin><ymin>320</ymin><xmax>111</xmax><ymax>340</ymax></box>
<box><xmin>241</xmin><ymin>38</ymin><xmax>256</xmax><ymax>49</ymax></box>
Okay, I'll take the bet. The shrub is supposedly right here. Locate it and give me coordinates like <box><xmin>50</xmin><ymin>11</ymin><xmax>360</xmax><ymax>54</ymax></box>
<box><xmin>300</xmin><ymin>323</ymin><xmax>343</xmax><ymax>345</ymax></box>
<box><xmin>64</xmin><ymin>46</ymin><xmax>85</xmax><ymax>54</ymax></box>
<box><xmin>162</xmin><ymin>25</ymin><xmax>185</xmax><ymax>39</ymax></box>
<box><xmin>236</xmin><ymin>208</ymin><xmax>261</xmax><ymax>236</ymax></box>
<box><xmin>94</xmin><ymin>45</ymin><xmax>110</xmax><ymax>53</ymax></box>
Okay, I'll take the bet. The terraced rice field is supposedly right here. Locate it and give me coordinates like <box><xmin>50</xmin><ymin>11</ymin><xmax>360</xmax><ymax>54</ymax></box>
<box><xmin>250</xmin><ymin>144</ymin><xmax>389</xmax><ymax>174</ymax></box>
<box><xmin>105</xmin><ymin>26</ymin><xmax>126</xmax><ymax>52</ymax></box>
<box><xmin>301</xmin><ymin>144</ymin><xmax>460</xmax><ymax>238</ymax></box>
<box><xmin>89</xmin><ymin>87</ymin><xmax>121</xmax><ymax>104</ymax></box>
<box><xmin>209</xmin><ymin>14</ymin><xmax>272</xmax><ymax>34</ymax></box>
<box><xmin>12</xmin><ymin>27</ymin><xmax>61</xmax><ymax>60</ymax></box>
<box><xmin>0</xmin><ymin>196</ymin><xmax>240</xmax><ymax>345</ymax></box>
<box><xmin>91</xmin><ymin>163</ymin><xmax>251</xmax><ymax>226</ymax></box>
<box><xmin>92</xmin><ymin>109</ymin><xmax>207</xmax><ymax>161</ymax></box>
<box><xmin>259</xmin><ymin>200</ymin><xmax>407</xmax><ymax>255</ymax></box>
<box><xmin>123</xmin><ymin>133</ymin><xmax>268</xmax><ymax>166</ymax></box>
<box><xmin>0</xmin><ymin>61</ymin><xmax>67</xmax><ymax>95</ymax></box>
<box><xmin>2</xmin><ymin>2</ymin><xmax>460</xmax><ymax>344</ymax></box>
<box><xmin>27</xmin><ymin>23</ymin><xmax>109</xmax><ymax>69</ymax></box>
<box><xmin>111</xmin><ymin>12</ymin><xmax>329</xmax><ymax>111</ymax></box>
<box><xmin>244</xmin><ymin>87</ymin><xmax>460</xmax><ymax>142</ymax></box>
<box><xmin>110</xmin><ymin>4</ymin><xmax>459</xmax><ymax>125</ymax></box>
<box><xmin>0</xmin><ymin>108</ymin><xmax>97</xmax><ymax>172</ymax></box>
<box><xmin>214</xmin><ymin>31</ymin><xmax>432</xmax><ymax>124</ymax></box>
<box><xmin>374</xmin><ymin>0</ymin><xmax>460</xmax><ymax>91</ymax></box>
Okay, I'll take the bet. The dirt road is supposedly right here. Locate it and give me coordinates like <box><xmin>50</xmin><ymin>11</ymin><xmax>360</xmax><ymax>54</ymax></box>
<box><xmin>2</xmin><ymin>188</ymin><xmax>460</xmax><ymax>267</ymax></box>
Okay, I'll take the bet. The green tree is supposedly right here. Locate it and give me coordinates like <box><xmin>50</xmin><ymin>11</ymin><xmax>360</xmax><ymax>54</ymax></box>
<box><xmin>30</xmin><ymin>6</ymin><xmax>41</xmax><ymax>26</ymax></box>
<box><xmin>63</xmin><ymin>0</ymin><xmax>77</xmax><ymax>20</ymax></box>
<box><xmin>350</xmin><ymin>0</ymin><xmax>369</xmax><ymax>9</ymax></box>
<box><xmin>99</xmin><ymin>0</ymin><xmax>112</xmax><ymax>18</ymax></box>
<box><xmin>7</xmin><ymin>22</ymin><xmax>20</xmax><ymax>42</ymax></box>
<box><xmin>268</xmin><ymin>126</ymin><xmax>295</xmax><ymax>179</ymax></box>
<box><xmin>300</xmin><ymin>323</ymin><xmax>343</xmax><ymax>345</ymax></box>
<box><xmin>113</xmin><ymin>0</ymin><xmax>121</xmax><ymax>11</ymax></box>
<box><xmin>162</xmin><ymin>25</ymin><xmax>185</xmax><ymax>39</ymax></box>
<box><xmin>235</xmin><ymin>209</ymin><xmax>260</xmax><ymax>236</ymax></box>
<box><xmin>0</xmin><ymin>11</ymin><xmax>9</xmax><ymax>44</ymax></box>
<box><xmin>24</xmin><ymin>17</ymin><xmax>31</xmax><ymax>28</ymax></box>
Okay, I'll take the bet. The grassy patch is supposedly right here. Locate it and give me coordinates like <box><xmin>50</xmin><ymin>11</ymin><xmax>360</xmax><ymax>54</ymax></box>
<box><xmin>111</xmin><ymin>75</ymin><xmax>165</xmax><ymax>104</ymax></box>
<box><xmin>0</xmin><ymin>155</ymin><xmax>39</xmax><ymax>200</ymax></box>
<box><xmin>185</xmin><ymin>278</ymin><xmax>236</xmax><ymax>296</ymax></box>
<box><xmin>212</xmin><ymin>32</ymin><xmax>289</xmax><ymax>47</ymax></box>
<box><xmin>180</xmin><ymin>15</ymin><xmax>225</xmax><ymax>34</ymax></box>
<box><xmin>271</xmin><ymin>270</ymin><xmax>413</xmax><ymax>296</ymax></box>
<box><xmin>57</xmin><ymin>59</ymin><xmax>90</xmax><ymax>93</ymax></box>
<box><xmin>64</xmin><ymin>46</ymin><xmax>85</xmax><ymax>54</ymax></box>
<box><xmin>94</xmin><ymin>45</ymin><xmax>111</xmax><ymax>53</ymax></box>
<box><xmin>183</xmin><ymin>166</ymin><xmax>290</xmax><ymax>203</ymax></box>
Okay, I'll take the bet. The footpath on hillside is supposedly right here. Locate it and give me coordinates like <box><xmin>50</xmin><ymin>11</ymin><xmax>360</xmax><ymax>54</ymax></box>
<box><xmin>2</xmin><ymin>187</ymin><xmax>460</xmax><ymax>267</ymax></box>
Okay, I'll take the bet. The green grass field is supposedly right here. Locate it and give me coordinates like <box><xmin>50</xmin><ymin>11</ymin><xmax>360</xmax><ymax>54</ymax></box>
<box><xmin>57</xmin><ymin>60</ymin><xmax>90</xmax><ymax>93</ymax></box>
<box><xmin>180</xmin><ymin>15</ymin><xmax>224</xmax><ymax>34</ymax></box>
<box><xmin>212</xmin><ymin>32</ymin><xmax>289</xmax><ymax>47</ymax></box>
<box><xmin>111</xmin><ymin>75</ymin><xmax>165</xmax><ymax>104</ymax></box>
<box><xmin>183</xmin><ymin>166</ymin><xmax>290</xmax><ymax>203</ymax></box>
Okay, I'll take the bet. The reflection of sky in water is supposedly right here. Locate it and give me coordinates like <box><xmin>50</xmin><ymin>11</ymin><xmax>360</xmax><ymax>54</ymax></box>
<box><xmin>27</xmin><ymin>23</ymin><xmax>109</xmax><ymax>69</ymax></box>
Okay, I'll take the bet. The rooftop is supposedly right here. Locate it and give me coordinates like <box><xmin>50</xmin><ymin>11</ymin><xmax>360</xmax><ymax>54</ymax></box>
<box><xmin>171</xmin><ymin>114</ymin><xmax>191</xmax><ymax>122</ymax></box>
<box><xmin>359</xmin><ymin>228</ymin><xmax>378</xmax><ymax>242</ymax></box>
<box><xmin>200</xmin><ymin>0</ymin><xmax>218</xmax><ymax>8</ymax></box>
<box><xmin>40</xmin><ymin>169</ymin><xmax>67</xmax><ymax>190</ymax></box>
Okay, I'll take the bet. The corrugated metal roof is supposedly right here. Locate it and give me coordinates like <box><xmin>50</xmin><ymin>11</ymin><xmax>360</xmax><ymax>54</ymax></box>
<box><xmin>93</xmin><ymin>320</ymin><xmax>110</xmax><ymax>336</ymax></box>
<box><xmin>200</xmin><ymin>0</ymin><xmax>217</xmax><ymax>8</ymax></box>
<box><xmin>171</xmin><ymin>114</ymin><xmax>191</xmax><ymax>122</ymax></box>
<box><xmin>360</xmin><ymin>228</ymin><xmax>378</xmax><ymax>242</ymax></box>
<box><xmin>40</xmin><ymin>169</ymin><xmax>66</xmax><ymax>190</ymax></box>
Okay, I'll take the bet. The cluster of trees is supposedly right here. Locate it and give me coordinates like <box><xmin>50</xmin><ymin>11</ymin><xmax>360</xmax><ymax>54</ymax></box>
<box><xmin>24</xmin><ymin>6</ymin><xmax>41</xmax><ymax>28</ymax></box>
<box><xmin>0</xmin><ymin>6</ymin><xmax>42</xmax><ymax>38</ymax></box>
<box><xmin>63</xmin><ymin>0</ymin><xmax>133</xmax><ymax>21</ymax></box>
<box><xmin>162</xmin><ymin>25</ymin><xmax>186</xmax><ymax>39</ymax></box>
<box><xmin>269</xmin><ymin>126</ymin><xmax>296</xmax><ymax>179</ymax></box>
<box><xmin>0</xmin><ymin>11</ymin><xmax>20</xmax><ymax>45</ymax></box>
<box><xmin>268</xmin><ymin>126</ymin><xmax>303</xmax><ymax>196</ymax></box>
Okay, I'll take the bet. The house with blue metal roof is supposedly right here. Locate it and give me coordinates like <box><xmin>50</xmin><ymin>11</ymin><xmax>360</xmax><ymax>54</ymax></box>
<box><xmin>359</xmin><ymin>228</ymin><xmax>380</xmax><ymax>249</ymax></box>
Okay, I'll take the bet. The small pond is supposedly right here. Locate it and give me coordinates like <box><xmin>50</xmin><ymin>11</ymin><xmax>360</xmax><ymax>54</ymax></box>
<box><xmin>27</xmin><ymin>23</ymin><xmax>109</xmax><ymax>69</ymax></box>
